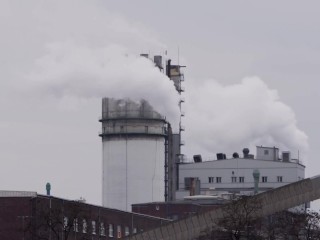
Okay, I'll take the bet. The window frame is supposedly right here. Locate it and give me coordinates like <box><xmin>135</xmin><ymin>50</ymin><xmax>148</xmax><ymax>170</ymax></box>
<box><xmin>262</xmin><ymin>176</ymin><xmax>268</xmax><ymax>183</ymax></box>
<box><xmin>231</xmin><ymin>177</ymin><xmax>237</xmax><ymax>183</ymax></box>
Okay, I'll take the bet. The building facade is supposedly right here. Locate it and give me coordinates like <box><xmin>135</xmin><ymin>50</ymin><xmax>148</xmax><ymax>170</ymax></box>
<box><xmin>0</xmin><ymin>191</ymin><xmax>169</xmax><ymax>240</ymax></box>
<box><xmin>132</xmin><ymin>196</ymin><xmax>227</xmax><ymax>220</ymax></box>
<box><xmin>176</xmin><ymin>146</ymin><xmax>305</xmax><ymax>199</ymax></box>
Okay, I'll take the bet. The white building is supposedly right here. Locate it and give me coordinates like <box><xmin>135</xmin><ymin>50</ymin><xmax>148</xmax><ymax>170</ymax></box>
<box><xmin>176</xmin><ymin>146</ymin><xmax>305</xmax><ymax>199</ymax></box>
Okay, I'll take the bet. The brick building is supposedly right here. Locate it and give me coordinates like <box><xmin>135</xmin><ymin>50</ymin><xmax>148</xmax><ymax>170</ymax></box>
<box><xmin>132</xmin><ymin>196</ymin><xmax>227</xmax><ymax>220</ymax></box>
<box><xmin>0</xmin><ymin>191</ymin><xmax>170</xmax><ymax>240</ymax></box>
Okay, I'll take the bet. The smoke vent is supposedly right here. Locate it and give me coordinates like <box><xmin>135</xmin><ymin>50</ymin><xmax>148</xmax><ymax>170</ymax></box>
<box><xmin>217</xmin><ymin>153</ymin><xmax>226</xmax><ymax>160</ymax></box>
<box><xmin>193</xmin><ymin>155</ymin><xmax>202</xmax><ymax>163</ymax></box>
<box><xmin>282</xmin><ymin>151</ymin><xmax>291</xmax><ymax>162</ymax></box>
<box><xmin>243</xmin><ymin>148</ymin><xmax>250</xmax><ymax>158</ymax></box>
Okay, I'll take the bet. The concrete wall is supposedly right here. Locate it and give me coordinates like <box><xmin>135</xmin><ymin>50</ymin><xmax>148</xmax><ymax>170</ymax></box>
<box><xmin>103</xmin><ymin>138</ymin><xmax>165</xmax><ymax>211</ymax></box>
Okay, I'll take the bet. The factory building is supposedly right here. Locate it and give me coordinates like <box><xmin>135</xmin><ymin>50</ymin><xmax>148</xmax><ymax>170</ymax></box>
<box><xmin>176</xmin><ymin>146</ymin><xmax>305</xmax><ymax>200</ymax></box>
<box><xmin>0</xmin><ymin>191</ymin><xmax>170</xmax><ymax>240</ymax></box>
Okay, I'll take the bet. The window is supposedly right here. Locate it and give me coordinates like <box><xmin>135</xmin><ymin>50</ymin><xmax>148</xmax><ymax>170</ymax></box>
<box><xmin>262</xmin><ymin>176</ymin><xmax>268</xmax><ymax>183</ymax></box>
<box><xmin>125</xmin><ymin>226</ymin><xmax>130</xmax><ymax>236</ymax></box>
<box><xmin>73</xmin><ymin>218</ymin><xmax>78</xmax><ymax>232</ymax></box>
<box><xmin>133</xmin><ymin>228</ymin><xmax>137</xmax><ymax>234</ymax></box>
<box><xmin>100</xmin><ymin>222</ymin><xmax>106</xmax><ymax>236</ymax></box>
<box><xmin>239</xmin><ymin>177</ymin><xmax>244</xmax><ymax>183</ymax></box>
<box><xmin>108</xmin><ymin>224</ymin><xmax>114</xmax><ymax>237</ymax></box>
<box><xmin>117</xmin><ymin>225</ymin><xmax>122</xmax><ymax>239</ymax></box>
<box><xmin>231</xmin><ymin>177</ymin><xmax>237</xmax><ymax>183</ymax></box>
<box><xmin>83</xmin><ymin>219</ymin><xmax>87</xmax><ymax>233</ymax></box>
<box><xmin>277</xmin><ymin>176</ymin><xmax>283</xmax><ymax>182</ymax></box>
<box><xmin>92</xmin><ymin>221</ymin><xmax>96</xmax><ymax>235</ymax></box>
<box><xmin>145</xmin><ymin>126</ymin><xmax>148</xmax><ymax>133</ymax></box>
<box><xmin>216</xmin><ymin>177</ymin><xmax>222</xmax><ymax>183</ymax></box>
<box><xmin>63</xmin><ymin>217</ymin><xmax>68</xmax><ymax>230</ymax></box>
<box><xmin>208</xmin><ymin>177</ymin><xmax>214</xmax><ymax>183</ymax></box>
<box><xmin>120</xmin><ymin>126</ymin><xmax>124</xmax><ymax>132</ymax></box>
<box><xmin>264</xmin><ymin>150</ymin><xmax>269</xmax><ymax>155</ymax></box>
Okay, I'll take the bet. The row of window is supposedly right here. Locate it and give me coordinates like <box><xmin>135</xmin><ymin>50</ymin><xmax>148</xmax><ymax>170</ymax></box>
<box><xmin>207</xmin><ymin>176</ymin><xmax>283</xmax><ymax>183</ymax></box>
<box><xmin>63</xmin><ymin>217</ymin><xmax>137</xmax><ymax>238</ymax></box>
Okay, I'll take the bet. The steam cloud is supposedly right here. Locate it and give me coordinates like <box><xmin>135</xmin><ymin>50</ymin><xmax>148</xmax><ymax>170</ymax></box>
<box><xmin>27</xmin><ymin>42</ymin><xmax>180</xmax><ymax>129</ymax></box>
<box><xmin>3</xmin><ymin>0</ymin><xmax>309</xmax><ymax>159</ymax></box>
<box><xmin>184</xmin><ymin>77</ymin><xmax>309</xmax><ymax>161</ymax></box>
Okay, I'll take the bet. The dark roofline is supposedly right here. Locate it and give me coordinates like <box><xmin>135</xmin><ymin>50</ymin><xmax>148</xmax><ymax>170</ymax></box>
<box><xmin>34</xmin><ymin>194</ymin><xmax>171</xmax><ymax>222</ymax></box>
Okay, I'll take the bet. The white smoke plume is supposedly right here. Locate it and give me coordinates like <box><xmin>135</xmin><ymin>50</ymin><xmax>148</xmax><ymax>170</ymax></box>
<box><xmin>0</xmin><ymin>0</ymin><xmax>180</xmax><ymax>130</ymax></box>
<box><xmin>26</xmin><ymin>41</ymin><xmax>180</xmax><ymax>129</ymax></box>
<box><xmin>184</xmin><ymin>77</ymin><xmax>309</xmax><ymax>161</ymax></box>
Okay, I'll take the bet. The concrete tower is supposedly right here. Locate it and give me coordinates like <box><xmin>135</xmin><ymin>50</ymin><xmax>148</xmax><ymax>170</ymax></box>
<box><xmin>100</xmin><ymin>98</ymin><xmax>168</xmax><ymax>211</ymax></box>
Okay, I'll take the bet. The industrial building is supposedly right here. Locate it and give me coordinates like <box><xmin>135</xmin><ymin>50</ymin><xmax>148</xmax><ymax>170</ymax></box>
<box><xmin>0</xmin><ymin>52</ymin><xmax>314</xmax><ymax>239</ymax></box>
<box><xmin>176</xmin><ymin>146</ymin><xmax>305</xmax><ymax>200</ymax></box>
<box><xmin>98</xmin><ymin>54</ymin><xmax>308</xmax><ymax>216</ymax></box>
<box><xmin>0</xmin><ymin>190</ymin><xmax>169</xmax><ymax>240</ymax></box>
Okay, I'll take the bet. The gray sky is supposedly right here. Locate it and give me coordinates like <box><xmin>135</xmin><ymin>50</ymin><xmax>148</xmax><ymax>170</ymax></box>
<box><xmin>1</xmin><ymin>0</ymin><xmax>319</xmax><ymax>208</ymax></box>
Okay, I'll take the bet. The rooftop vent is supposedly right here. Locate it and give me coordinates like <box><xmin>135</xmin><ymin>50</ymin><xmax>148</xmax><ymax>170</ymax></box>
<box><xmin>193</xmin><ymin>155</ymin><xmax>202</xmax><ymax>163</ymax></box>
<box><xmin>282</xmin><ymin>151</ymin><xmax>291</xmax><ymax>162</ymax></box>
<box><xmin>247</xmin><ymin>154</ymin><xmax>254</xmax><ymax>159</ymax></box>
<box><xmin>243</xmin><ymin>148</ymin><xmax>250</xmax><ymax>158</ymax></box>
<box><xmin>233</xmin><ymin>152</ymin><xmax>239</xmax><ymax>158</ymax></box>
<box><xmin>217</xmin><ymin>153</ymin><xmax>226</xmax><ymax>160</ymax></box>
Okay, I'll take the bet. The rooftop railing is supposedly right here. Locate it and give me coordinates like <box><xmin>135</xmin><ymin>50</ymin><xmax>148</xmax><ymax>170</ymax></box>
<box><xmin>100</xmin><ymin>110</ymin><xmax>165</xmax><ymax>121</ymax></box>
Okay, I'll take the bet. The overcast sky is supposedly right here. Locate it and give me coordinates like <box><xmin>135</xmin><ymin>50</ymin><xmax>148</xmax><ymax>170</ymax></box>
<box><xmin>1</xmin><ymin>1</ymin><xmax>319</xmax><ymax>208</ymax></box>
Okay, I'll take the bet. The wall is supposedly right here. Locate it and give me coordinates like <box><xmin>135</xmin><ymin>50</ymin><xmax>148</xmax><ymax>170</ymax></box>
<box><xmin>102</xmin><ymin>138</ymin><xmax>165</xmax><ymax>211</ymax></box>
<box><xmin>177</xmin><ymin>158</ymin><xmax>305</xmax><ymax>199</ymax></box>
<box><xmin>0</xmin><ymin>194</ymin><xmax>171</xmax><ymax>240</ymax></box>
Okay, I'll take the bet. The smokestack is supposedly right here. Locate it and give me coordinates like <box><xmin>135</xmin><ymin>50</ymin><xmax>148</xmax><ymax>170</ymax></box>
<box><xmin>46</xmin><ymin>182</ymin><xmax>51</xmax><ymax>196</ymax></box>
<box><xmin>252</xmin><ymin>169</ymin><xmax>260</xmax><ymax>194</ymax></box>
